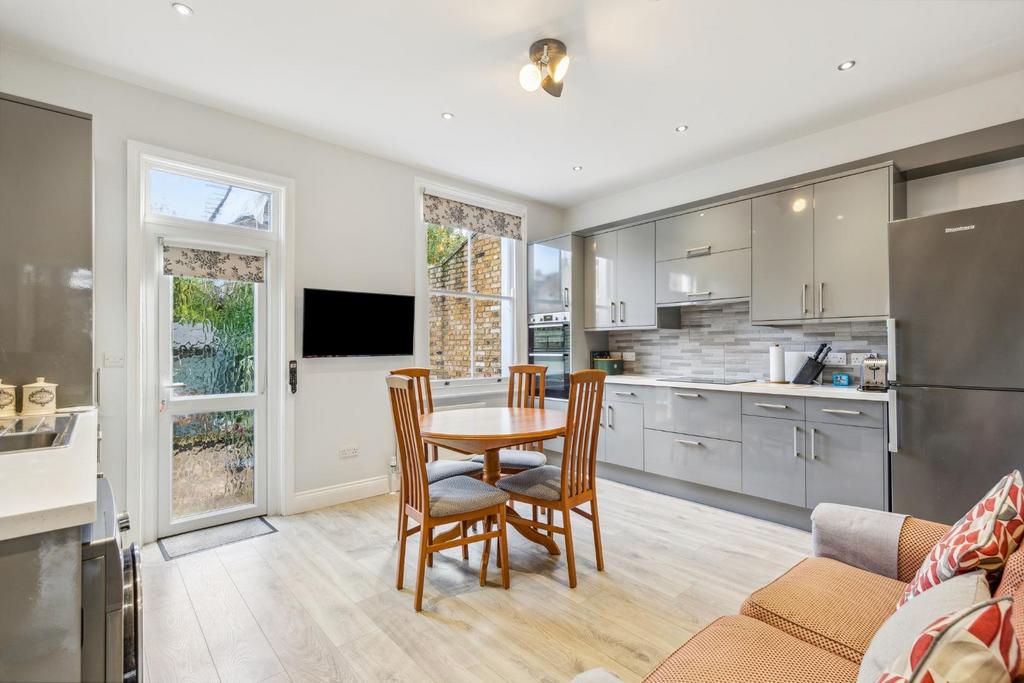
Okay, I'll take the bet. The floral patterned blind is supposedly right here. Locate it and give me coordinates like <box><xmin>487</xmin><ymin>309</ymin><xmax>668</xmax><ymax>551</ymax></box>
<box><xmin>422</xmin><ymin>193</ymin><xmax>522</xmax><ymax>241</ymax></box>
<box><xmin>163</xmin><ymin>245</ymin><xmax>266</xmax><ymax>283</ymax></box>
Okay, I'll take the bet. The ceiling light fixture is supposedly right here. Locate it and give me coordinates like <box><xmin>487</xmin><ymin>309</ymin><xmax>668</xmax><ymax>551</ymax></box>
<box><xmin>837</xmin><ymin>60</ymin><xmax>856</xmax><ymax>71</ymax></box>
<box><xmin>675</xmin><ymin>124</ymin><xmax>689</xmax><ymax>133</ymax></box>
<box><xmin>440</xmin><ymin>112</ymin><xmax>454</xmax><ymax>120</ymax></box>
<box><xmin>171</xmin><ymin>2</ymin><xmax>194</xmax><ymax>16</ymax></box>
<box><xmin>572</xmin><ymin>165</ymin><xmax>583</xmax><ymax>172</ymax></box>
<box><xmin>519</xmin><ymin>39</ymin><xmax>570</xmax><ymax>98</ymax></box>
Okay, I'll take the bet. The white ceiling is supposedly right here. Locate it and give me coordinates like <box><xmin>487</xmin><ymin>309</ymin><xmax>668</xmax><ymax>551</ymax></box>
<box><xmin>1</xmin><ymin>1</ymin><xmax>1023</xmax><ymax>207</ymax></box>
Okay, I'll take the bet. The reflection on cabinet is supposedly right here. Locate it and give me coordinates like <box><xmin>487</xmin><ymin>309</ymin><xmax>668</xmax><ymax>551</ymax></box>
<box><xmin>805</xmin><ymin>421</ymin><xmax>885</xmax><ymax>510</ymax></box>
<box><xmin>751</xmin><ymin>187</ymin><xmax>814</xmax><ymax>322</ymax></box>
<box><xmin>644</xmin><ymin>428</ymin><xmax>742</xmax><ymax>493</ymax></box>
<box><xmin>741</xmin><ymin>416</ymin><xmax>806</xmax><ymax>508</ymax></box>
<box><xmin>604</xmin><ymin>400</ymin><xmax>644</xmax><ymax>470</ymax></box>
<box><xmin>584</xmin><ymin>223</ymin><xmax>655</xmax><ymax>330</ymax></box>
<box><xmin>656</xmin><ymin>249</ymin><xmax>750</xmax><ymax>304</ymax></box>
<box><xmin>528</xmin><ymin>236</ymin><xmax>572</xmax><ymax>315</ymax></box>
<box><xmin>655</xmin><ymin>200</ymin><xmax>751</xmax><ymax>261</ymax></box>
<box><xmin>643</xmin><ymin>387</ymin><xmax>741</xmax><ymax>442</ymax></box>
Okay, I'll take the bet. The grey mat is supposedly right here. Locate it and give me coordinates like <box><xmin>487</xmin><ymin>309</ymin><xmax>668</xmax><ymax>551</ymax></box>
<box><xmin>158</xmin><ymin>517</ymin><xmax>276</xmax><ymax>560</ymax></box>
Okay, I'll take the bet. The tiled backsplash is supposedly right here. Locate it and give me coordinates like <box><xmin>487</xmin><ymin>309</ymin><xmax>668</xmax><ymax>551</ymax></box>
<box><xmin>607</xmin><ymin>301</ymin><xmax>888</xmax><ymax>382</ymax></box>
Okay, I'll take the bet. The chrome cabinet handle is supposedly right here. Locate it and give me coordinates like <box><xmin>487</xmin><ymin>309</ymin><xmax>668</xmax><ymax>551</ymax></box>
<box><xmin>821</xmin><ymin>408</ymin><xmax>862</xmax><ymax>416</ymax></box>
<box><xmin>614</xmin><ymin>391</ymin><xmax>636</xmax><ymax>397</ymax></box>
<box><xmin>619</xmin><ymin>300</ymin><xmax>625</xmax><ymax>323</ymax></box>
<box><xmin>810</xmin><ymin>427</ymin><xmax>817</xmax><ymax>460</ymax></box>
<box><xmin>802</xmin><ymin>284</ymin><xmax>808</xmax><ymax>314</ymax></box>
<box><xmin>563</xmin><ymin>287</ymin><xmax>570</xmax><ymax>308</ymax></box>
<box><xmin>755</xmin><ymin>402</ymin><xmax>787</xmax><ymax>410</ymax></box>
<box><xmin>610</xmin><ymin>301</ymin><xmax>617</xmax><ymax>324</ymax></box>
<box><xmin>793</xmin><ymin>425</ymin><xmax>801</xmax><ymax>458</ymax></box>
<box><xmin>685</xmin><ymin>245</ymin><xmax>712</xmax><ymax>256</ymax></box>
<box><xmin>675</xmin><ymin>439</ymin><xmax>702</xmax><ymax>447</ymax></box>
<box><xmin>688</xmin><ymin>291</ymin><xmax>712</xmax><ymax>298</ymax></box>
<box><xmin>674</xmin><ymin>392</ymin><xmax>701</xmax><ymax>398</ymax></box>
<box><xmin>819</xmin><ymin>282</ymin><xmax>825</xmax><ymax>314</ymax></box>
<box><xmin>607</xmin><ymin>404</ymin><xmax>614</xmax><ymax>429</ymax></box>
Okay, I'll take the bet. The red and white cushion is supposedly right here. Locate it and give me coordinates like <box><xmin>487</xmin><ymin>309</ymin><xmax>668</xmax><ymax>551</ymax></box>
<box><xmin>876</xmin><ymin>598</ymin><xmax>1020</xmax><ymax>683</ymax></box>
<box><xmin>899</xmin><ymin>470</ymin><xmax>1024</xmax><ymax>608</ymax></box>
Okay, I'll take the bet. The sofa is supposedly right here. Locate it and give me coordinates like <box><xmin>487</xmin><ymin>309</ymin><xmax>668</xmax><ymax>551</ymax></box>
<box><xmin>641</xmin><ymin>503</ymin><xmax>1024</xmax><ymax>682</ymax></box>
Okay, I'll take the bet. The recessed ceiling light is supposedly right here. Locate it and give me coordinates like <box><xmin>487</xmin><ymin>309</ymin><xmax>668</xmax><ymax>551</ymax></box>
<box><xmin>440</xmin><ymin>112</ymin><xmax>454</xmax><ymax>120</ymax></box>
<box><xmin>572</xmin><ymin>165</ymin><xmax>583</xmax><ymax>172</ymax></box>
<box><xmin>674</xmin><ymin>124</ymin><xmax>689</xmax><ymax>133</ymax></box>
<box><xmin>171</xmin><ymin>3</ymin><xmax>194</xmax><ymax>15</ymax></box>
<box><xmin>837</xmin><ymin>60</ymin><xmax>856</xmax><ymax>71</ymax></box>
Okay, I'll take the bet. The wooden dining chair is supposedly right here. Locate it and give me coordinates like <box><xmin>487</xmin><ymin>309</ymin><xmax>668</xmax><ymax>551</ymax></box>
<box><xmin>470</xmin><ymin>364</ymin><xmax>548</xmax><ymax>474</ymax></box>
<box><xmin>387</xmin><ymin>375</ymin><xmax>510</xmax><ymax>611</ymax></box>
<box><xmin>390</xmin><ymin>367</ymin><xmax>483</xmax><ymax>540</ymax></box>
<box><xmin>496</xmin><ymin>369</ymin><xmax>606</xmax><ymax>588</ymax></box>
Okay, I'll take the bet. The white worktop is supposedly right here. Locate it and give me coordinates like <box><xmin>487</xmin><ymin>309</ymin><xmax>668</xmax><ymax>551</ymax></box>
<box><xmin>0</xmin><ymin>408</ymin><xmax>98</xmax><ymax>542</ymax></box>
<box><xmin>605</xmin><ymin>374</ymin><xmax>889</xmax><ymax>402</ymax></box>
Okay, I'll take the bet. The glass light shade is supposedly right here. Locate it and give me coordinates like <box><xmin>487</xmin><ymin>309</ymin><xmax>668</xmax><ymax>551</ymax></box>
<box><xmin>551</xmin><ymin>55</ymin><xmax>570</xmax><ymax>83</ymax></box>
<box><xmin>519</xmin><ymin>63</ymin><xmax>542</xmax><ymax>92</ymax></box>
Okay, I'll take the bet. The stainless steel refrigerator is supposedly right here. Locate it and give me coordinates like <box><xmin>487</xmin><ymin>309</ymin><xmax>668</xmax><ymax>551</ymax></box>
<box><xmin>888</xmin><ymin>199</ymin><xmax>1024</xmax><ymax>523</ymax></box>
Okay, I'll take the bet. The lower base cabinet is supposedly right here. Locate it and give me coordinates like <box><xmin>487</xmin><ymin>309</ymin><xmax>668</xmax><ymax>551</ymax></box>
<box><xmin>604</xmin><ymin>400</ymin><xmax>644</xmax><ymax>469</ymax></box>
<box><xmin>741</xmin><ymin>416</ymin><xmax>806</xmax><ymax>508</ymax></box>
<box><xmin>805</xmin><ymin>421</ymin><xmax>885</xmax><ymax>510</ymax></box>
<box><xmin>644</xmin><ymin>428</ymin><xmax>742</xmax><ymax>493</ymax></box>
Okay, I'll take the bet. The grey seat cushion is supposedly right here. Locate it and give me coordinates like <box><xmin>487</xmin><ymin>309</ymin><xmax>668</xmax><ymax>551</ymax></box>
<box><xmin>471</xmin><ymin>449</ymin><xmax>546</xmax><ymax>469</ymax></box>
<box><xmin>428</xmin><ymin>476</ymin><xmax>509</xmax><ymax>518</ymax></box>
<box><xmin>425</xmin><ymin>458</ymin><xmax>483</xmax><ymax>484</ymax></box>
<box><xmin>496</xmin><ymin>465</ymin><xmax>562</xmax><ymax>501</ymax></box>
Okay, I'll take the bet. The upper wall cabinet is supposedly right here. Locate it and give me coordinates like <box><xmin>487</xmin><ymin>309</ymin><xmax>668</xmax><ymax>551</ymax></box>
<box><xmin>655</xmin><ymin>200</ymin><xmax>751</xmax><ymax>261</ymax></box>
<box><xmin>751</xmin><ymin>166</ymin><xmax>891</xmax><ymax>324</ymax></box>
<box><xmin>584</xmin><ymin>222</ymin><xmax>656</xmax><ymax>330</ymax></box>
<box><xmin>528</xmin><ymin>235</ymin><xmax>572</xmax><ymax>315</ymax></box>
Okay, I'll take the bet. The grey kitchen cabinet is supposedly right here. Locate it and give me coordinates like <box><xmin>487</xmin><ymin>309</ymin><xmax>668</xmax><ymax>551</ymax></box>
<box><xmin>805</xmin><ymin>398</ymin><xmax>884</xmax><ymax>429</ymax></box>
<box><xmin>805</xmin><ymin>421</ymin><xmax>885</xmax><ymax>510</ymax></box>
<box><xmin>584</xmin><ymin>223</ymin><xmax>656</xmax><ymax>330</ymax></box>
<box><xmin>644</xmin><ymin>428</ymin><xmax>742</xmax><ymax>493</ymax></box>
<box><xmin>604</xmin><ymin>400</ymin><xmax>644</xmax><ymax>469</ymax></box>
<box><xmin>751</xmin><ymin>186</ymin><xmax>815</xmax><ymax>323</ymax></box>
<box><xmin>655</xmin><ymin>249</ymin><xmax>751</xmax><ymax>305</ymax></box>
<box><xmin>812</xmin><ymin>168</ymin><xmax>890</xmax><ymax>319</ymax></box>
<box><xmin>741</xmin><ymin>393</ymin><xmax>806</xmax><ymax>420</ymax></box>
<box><xmin>528</xmin><ymin>236</ymin><xmax>571</xmax><ymax>314</ymax></box>
<box><xmin>643</xmin><ymin>388</ymin><xmax>742</xmax><ymax>442</ymax></box>
<box><xmin>655</xmin><ymin>200</ymin><xmax>751</xmax><ymax>261</ymax></box>
<box><xmin>741</xmin><ymin>416</ymin><xmax>807</xmax><ymax>508</ymax></box>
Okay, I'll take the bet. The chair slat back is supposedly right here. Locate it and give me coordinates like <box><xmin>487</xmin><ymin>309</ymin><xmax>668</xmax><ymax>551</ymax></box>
<box><xmin>560</xmin><ymin>370</ymin><xmax>606</xmax><ymax>499</ymax></box>
<box><xmin>390</xmin><ymin>367</ymin><xmax>436</xmax><ymax>461</ymax></box>
<box><xmin>507</xmin><ymin>364</ymin><xmax>546</xmax><ymax>451</ymax></box>
<box><xmin>386</xmin><ymin>375</ymin><xmax>430</xmax><ymax>517</ymax></box>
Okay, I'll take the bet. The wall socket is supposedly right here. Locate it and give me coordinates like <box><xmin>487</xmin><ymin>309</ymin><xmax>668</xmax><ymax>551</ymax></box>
<box><xmin>823</xmin><ymin>351</ymin><xmax>848</xmax><ymax>366</ymax></box>
<box><xmin>850</xmin><ymin>352</ymin><xmax>875</xmax><ymax>367</ymax></box>
<box><xmin>338</xmin><ymin>445</ymin><xmax>360</xmax><ymax>459</ymax></box>
<box><xmin>621</xmin><ymin>351</ymin><xmax>636</xmax><ymax>362</ymax></box>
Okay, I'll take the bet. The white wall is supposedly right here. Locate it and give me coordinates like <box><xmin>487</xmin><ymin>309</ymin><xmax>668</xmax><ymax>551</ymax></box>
<box><xmin>567</xmin><ymin>69</ymin><xmax>1024</xmax><ymax>231</ymax></box>
<box><xmin>906</xmin><ymin>157</ymin><xmax>1024</xmax><ymax>217</ymax></box>
<box><xmin>0</xmin><ymin>47</ymin><xmax>564</xmax><ymax>517</ymax></box>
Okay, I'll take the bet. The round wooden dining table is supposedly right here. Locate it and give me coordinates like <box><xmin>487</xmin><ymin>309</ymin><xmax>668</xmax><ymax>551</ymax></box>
<box><xmin>419</xmin><ymin>406</ymin><xmax>565</xmax><ymax>554</ymax></box>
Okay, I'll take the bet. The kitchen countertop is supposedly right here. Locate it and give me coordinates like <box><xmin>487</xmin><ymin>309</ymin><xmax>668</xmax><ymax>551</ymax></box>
<box><xmin>0</xmin><ymin>408</ymin><xmax>98</xmax><ymax>542</ymax></box>
<box><xmin>605</xmin><ymin>374</ymin><xmax>889</xmax><ymax>402</ymax></box>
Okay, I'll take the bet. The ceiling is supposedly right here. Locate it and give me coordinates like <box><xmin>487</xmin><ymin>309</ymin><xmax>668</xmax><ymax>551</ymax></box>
<box><xmin>1</xmin><ymin>1</ymin><xmax>1023</xmax><ymax>207</ymax></box>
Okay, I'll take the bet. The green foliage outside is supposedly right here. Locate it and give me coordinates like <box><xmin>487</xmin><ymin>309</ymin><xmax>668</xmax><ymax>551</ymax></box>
<box><xmin>427</xmin><ymin>223</ymin><xmax>467</xmax><ymax>267</ymax></box>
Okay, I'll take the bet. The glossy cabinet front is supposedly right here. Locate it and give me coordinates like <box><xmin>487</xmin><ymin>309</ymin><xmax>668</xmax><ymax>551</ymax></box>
<box><xmin>584</xmin><ymin>223</ymin><xmax>655</xmax><ymax>330</ymax></box>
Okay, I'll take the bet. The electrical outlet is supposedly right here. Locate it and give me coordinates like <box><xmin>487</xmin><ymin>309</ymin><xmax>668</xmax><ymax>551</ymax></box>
<box><xmin>823</xmin><ymin>352</ymin><xmax>848</xmax><ymax>366</ymax></box>
<box><xmin>850</xmin><ymin>352</ymin><xmax>875</xmax><ymax>366</ymax></box>
<box><xmin>103</xmin><ymin>352</ymin><xmax>124</xmax><ymax>368</ymax></box>
<box><xmin>339</xmin><ymin>445</ymin><xmax>360</xmax><ymax>459</ymax></box>
<box><xmin>622</xmin><ymin>351</ymin><xmax>636</xmax><ymax>362</ymax></box>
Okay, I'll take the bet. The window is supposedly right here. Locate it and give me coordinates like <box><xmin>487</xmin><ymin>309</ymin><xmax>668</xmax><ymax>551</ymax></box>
<box><xmin>148</xmin><ymin>167</ymin><xmax>272</xmax><ymax>231</ymax></box>
<box><xmin>423</xmin><ymin>192</ymin><xmax>522</xmax><ymax>382</ymax></box>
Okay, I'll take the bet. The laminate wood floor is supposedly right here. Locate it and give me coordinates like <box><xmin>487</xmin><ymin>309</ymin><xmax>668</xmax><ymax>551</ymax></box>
<box><xmin>142</xmin><ymin>479</ymin><xmax>810</xmax><ymax>683</ymax></box>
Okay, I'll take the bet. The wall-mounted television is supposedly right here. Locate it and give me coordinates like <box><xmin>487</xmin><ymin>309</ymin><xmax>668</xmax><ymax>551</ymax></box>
<box><xmin>302</xmin><ymin>288</ymin><xmax>415</xmax><ymax>357</ymax></box>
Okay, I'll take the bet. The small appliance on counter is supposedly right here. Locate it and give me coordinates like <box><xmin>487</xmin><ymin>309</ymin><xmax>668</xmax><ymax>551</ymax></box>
<box><xmin>20</xmin><ymin>377</ymin><xmax>58</xmax><ymax>415</ymax></box>
<box><xmin>591</xmin><ymin>351</ymin><xmax>623</xmax><ymax>375</ymax></box>
<box><xmin>792</xmin><ymin>343</ymin><xmax>830</xmax><ymax>385</ymax></box>
<box><xmin>859</xmin><ymin>357</ymin><xmax>888</xmax><ymax>392</ymax></box>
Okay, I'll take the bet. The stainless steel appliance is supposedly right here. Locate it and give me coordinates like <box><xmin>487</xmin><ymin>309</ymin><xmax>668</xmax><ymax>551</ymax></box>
<box><xmin>860</xmin><ymin>357</ymin><xmax>888</xmax><ymax>392</ymax></box>
<box><xmin>82</xmin><ymin>476</ymin><xmax>142</xmax><ymax>683</ymax></box>
<box><xmin>888</xmin><ymin>199</ymin><xmax>1024</xmax><ymax>523</ymax></box>
<box><xmin>528</xmin><ymin>312</ymin><xmax>570</xmax><ymax>399</ymax></box>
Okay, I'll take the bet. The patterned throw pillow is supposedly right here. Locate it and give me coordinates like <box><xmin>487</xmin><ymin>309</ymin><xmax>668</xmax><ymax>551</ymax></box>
<box><xmin>876</xmin><ymin>598</ymin><xmax>1020</xmax><ymax>683</ymax></box>
<box><xmin>899</xmin><ymin>470</ymin><xmax>1024</xmax><ymax>608</ymax></box>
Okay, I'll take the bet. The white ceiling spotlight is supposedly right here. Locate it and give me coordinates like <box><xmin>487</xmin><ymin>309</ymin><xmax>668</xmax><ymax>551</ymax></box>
<box><xmin>674</xmin><ymin>124</ymin><xmax>689</xmax><ymax>133</ymax></box>
<box><xmin>837</xmin><ymin>60</ymin><xmax>856</xmax><ymax>71</ymax></box>
<box><xmin>519</xmin><ymin>39</ymin><xmax>570</xmax><ymax>98</ymax></box>
<box><xmin>572</xmin><ymin>165</ymin><xmax>583</xmax><ymax>172</ymax></box>
<box><xmin>171</xmin><ymin>2</ymin><xmax>194</xmax><ymax>16</ymax></box>
<box><xmin>440</xmin><ymin>112</ymin><xmax>454</xmax><ymax>120</ymax></box>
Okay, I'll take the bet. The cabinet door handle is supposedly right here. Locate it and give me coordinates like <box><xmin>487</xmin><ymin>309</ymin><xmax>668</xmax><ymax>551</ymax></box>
<box><xmin>802</xmin><ymin>284</ymin><xmax>808</xmax><ymax>314</ymax></box>
<box><xmin>819</xmin><ymin>282</ymin><xmax>825</xmax><ymax>314</ymax></box>
<box><xmin>685</xmin><ymin>245</ymin><xmax>712</xmax><ymax>256</ymax></box>
<box><xmin>821</xmin><ymin>408</ymin><xmax>861</xmax><ymax>416</ymax></box>
<box><xmin>688</xmin><ymin>291</ymin><xmax>712</xmax><ymax>298</ymax></box>
<box><xmin>674</xmin><ymin>392</ymin><xmax>701</xmax><ymax>399</ymax></box>
<box><xmin>793</xmin><ymin>425</ymin><xmax>801</xmax><ymax>458</ymax></box>
<box><xmin>564</xmin><ymin>287</ymin><xmax>570</xmax><ymax>308</ymax></box>
<box><xmin>614</xmin><ymin>391</ymin><xmax>636</xmax><ymax>397</ymax></box>
<box><xmin>607</xmin><ymin>404</ymin><xmax>614</xmax><ymax>429</ymax></box>
<box><xmin>810</xmin><ymin>427</ymin><xmax>817</xmax><ymax>460</ymax></box>
<box><xmin>755</xmin><ymin>402</ymin><xmax>788</xmax><ymax>410</ymax></box>
<box><xmin>619</xmin><ymin>300</ymin><xmax>625</xmax><ymax>323</ymax></box>
<box><xmin>675</xmin><ymin>439</ymin><xmax>702</xmax><ymax>447</ymax></box>
<box><xmin>610</xmin><ymin>301</ymin><xmax>617</xmax><ymax>324</ymax></box>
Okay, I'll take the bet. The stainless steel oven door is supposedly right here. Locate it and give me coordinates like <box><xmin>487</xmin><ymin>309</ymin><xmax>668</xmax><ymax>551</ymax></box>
<box><xmin>527</xmin><ymin>323</ymin><xmax>570</xmax><ymax>354</ymax></box>
<box><xmin>528</xmin><ymin>352</ymin><xmax>570</xmax><ymax>400</ymax></box>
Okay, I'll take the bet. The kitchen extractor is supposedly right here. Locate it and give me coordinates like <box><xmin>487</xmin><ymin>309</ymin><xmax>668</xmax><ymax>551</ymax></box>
<box><xmin>887</xmin><ymin>199</ymin><xmax>1024</xmax><ymax>523</ymax></box>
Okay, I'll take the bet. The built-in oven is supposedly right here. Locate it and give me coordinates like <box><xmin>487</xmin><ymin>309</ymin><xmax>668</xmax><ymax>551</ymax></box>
<box><xmin>528</xmin><ymin>312</ymin><xmax>570</xmax><ymax>399</ymax></box>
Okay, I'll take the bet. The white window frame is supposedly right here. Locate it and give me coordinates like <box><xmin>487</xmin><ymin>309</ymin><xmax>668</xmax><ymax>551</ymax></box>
<box><xmin>126</xmin><ymin>142</ymin><xmax>296</xmax><ymax>545</ymax></box>
<box><xmin>414</xmin><ymin>179</ymin><xmax>527</xmax><ymax>390</ymax></box>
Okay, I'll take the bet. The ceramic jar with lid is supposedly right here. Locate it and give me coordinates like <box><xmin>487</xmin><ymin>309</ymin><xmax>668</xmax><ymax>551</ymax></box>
<box><xmin>0</xmin><ymin>379</ymin><xmax>15</xmax><ymax>418</ymax></box>
<box><xmin>21</xmin><ymin>377</ymin><xmax>58</xmax><ymax>416</ymax></box>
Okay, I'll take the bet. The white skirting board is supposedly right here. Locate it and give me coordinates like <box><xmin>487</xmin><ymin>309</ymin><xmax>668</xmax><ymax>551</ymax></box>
<box><xmin>287</xmin><ymin>475</ymin><xmax>390</xmax><ymax>515</ymax></box>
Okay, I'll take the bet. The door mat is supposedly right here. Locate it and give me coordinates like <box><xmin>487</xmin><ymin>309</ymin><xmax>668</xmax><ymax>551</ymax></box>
<box><xmin>157</xmin><ymin>517</ymin><xmax>277</xmax><ymax>560</ymax></box>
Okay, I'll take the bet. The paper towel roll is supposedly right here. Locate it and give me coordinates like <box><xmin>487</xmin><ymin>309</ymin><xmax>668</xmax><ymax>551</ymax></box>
<box><xmin>769</xmin><ymin>344</ymin><xmax>785</xmax><ymax>383</ymax></box>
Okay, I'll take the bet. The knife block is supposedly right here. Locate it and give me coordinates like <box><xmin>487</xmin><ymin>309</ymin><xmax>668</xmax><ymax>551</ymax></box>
<box><xmin>792</xmin><ymin>357</ymin><xmax>826</xmax><ymax>385</ymax></box>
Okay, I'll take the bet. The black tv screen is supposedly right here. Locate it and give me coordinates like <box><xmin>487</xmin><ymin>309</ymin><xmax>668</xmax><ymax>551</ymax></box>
<box><xmin>302</xmin><ymin>288</ymin><xmax>415</xmax><ymax>357</ymax></box>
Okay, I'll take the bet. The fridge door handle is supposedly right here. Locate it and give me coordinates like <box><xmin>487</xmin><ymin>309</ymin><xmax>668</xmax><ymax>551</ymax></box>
<box><xmin>888</xmin><ymin>389</ymin><xmax>899</xmax><ymax>453</ymax></box>
<box><xmin>886</xmin><ymin>318</ymin><xmax>897</xmax><ymax>382</ymax></box>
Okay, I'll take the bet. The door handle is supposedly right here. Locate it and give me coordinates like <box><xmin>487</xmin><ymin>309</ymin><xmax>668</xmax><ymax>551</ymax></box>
<box><xmin>821</xmin><ymin>408</ymin><xmax>861</xmax><ymax>416</ymax></box>
<box><xmin>688</xmin><ymin>291</ymin><xmax>712</xmax><ymax>298</ymax></box>
<box><xmin>163</xmin><ymin>382</ymin><xmax>187</xmax><ymax>390</ymax></box>
<box><xmin>619</xmin><ymin>300</ymin><xmax>625</xmax><ymax>323</ymax></box>
<box><xmin>819</xmin><ymin>282</ymin><xmax>825</xmax><ymax>314</ymax></box>
<box><xmin>675</xmin><ymin>439</ymin><xmax>702</xmax><ymax>447</ymax></box>
<box><xmin>614</xmin><ymin>391</ymin><xmax>636</xmax><ymax>397</ymax></box>
<box><xmin>802</xmin><ymin>284</ymin><xmax>808</xmax><ymax>314</ymax></box>
<box><xmin>674</xmin><ymin>392</ymin><xmax>701</xmax><ymax>399</ymax></box>
<box><xmin>563</xmin><ymin>287</ymin><xmax>570</xmax><ymax>308</ymax></box>
<box><xmin>755</xmin><ymin>402</ymin><xmax>788</xmax><ymax>410</ymax></box>
<box><xmin>793</xmin><ymin>425</ymin><xmax>801</xmax><ymax>458</ymax></box>
<box><xmin>610</xmin><ymin>301</ymin><xmax>617</xmax><ymax>324</ymax></box>
<box><xmin>809</xmin><ymin>427</ymin><xmax>817</xmax><ymax>460</ymax></box>
<box><xmin>685</xmin><ymin>245</ymin><xmax>712</xmax><ymax>257</ymax></box>
<box><xmin>607</xmin><ymin>404</ymin><xmax>614</xmax><ymax>429</ymax></box>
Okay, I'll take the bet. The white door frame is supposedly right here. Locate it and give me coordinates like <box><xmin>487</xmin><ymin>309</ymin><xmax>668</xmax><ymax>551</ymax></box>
<box><xmin>126</xmin><ymin>142</ymin><xmax>295</xmax><ymax>544</ymax></box>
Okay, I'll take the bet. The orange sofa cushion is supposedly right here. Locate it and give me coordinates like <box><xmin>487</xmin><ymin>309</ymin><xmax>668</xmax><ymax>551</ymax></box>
<box><xmin>643</xmin><ymin>615</ymin><xmax>859</xmax><ymax>683</ymax></box>
<box><xmin>739</xmin><ymin>557</ymin><xmax>906</xmax><ymax>663</ymax></box>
